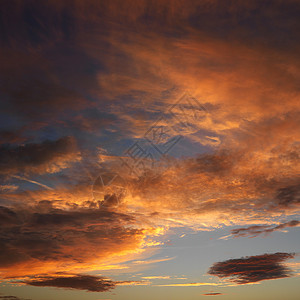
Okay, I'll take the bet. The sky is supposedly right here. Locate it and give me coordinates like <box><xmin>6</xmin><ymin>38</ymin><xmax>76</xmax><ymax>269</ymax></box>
<box><xmin>0</xmin><ymin>1</ymin><xmax>300</xmax><ymax>299</ymax></box>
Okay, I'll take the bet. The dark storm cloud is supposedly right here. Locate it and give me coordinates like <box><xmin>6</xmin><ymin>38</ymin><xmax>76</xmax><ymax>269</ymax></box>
<box><xmin>208</xmin><ymin>253</ymin><xmax>295</xmax><ymax>284</ymax></box>
<box><xmin>0</xmin><ymin>136</ymin><xmax>78</xmax><ymax>175</ymax></box>
<box><xmin>231</xmin><ymin>220</ymin><xmax>300</xmax><ymax>238</ymax></box>
<box><xmin>22</xmin><ymin>274</ymin><xmax>115</xmax><ymax>292</ymax></box>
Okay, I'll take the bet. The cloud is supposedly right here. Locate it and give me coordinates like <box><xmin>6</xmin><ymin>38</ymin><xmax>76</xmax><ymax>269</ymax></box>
<box><xmin>0</xmin><ymin>0</ymin><xmax>300</xmax><ymax>295</ymax></box>
<box><xmin>131</xmin><ymin>257</ymin><xmax>174</xmax><ymax>265</ymax></box>
<box><xmin>115</xmin><ymin>280</ymin><xmax>150</xmax><ymax>286</ymax></box>
<box><xmin>156</xmin><ymin>283</ymin><xmax>221</xmax><ymax>287</ymax></box>
<box><xmin>1</xmin><ymin>0</ymin><xmax>300</xmax><ymax>166</ymax></box>
<box><xmin>0</xmin><ymin>185</ymin><xmax>18</xmax><ymax>192</ymax></box>
<box><xmin>276</xmin><ymin>185</ymin><xmax>300</xmax><ymax>207</ymax></box>
<box><xmin>0</xmin><ymin>297</ymin><xmax>31</xmax><ymax>300</ymax></box>
<box><xmin>0</xmin><ymin>206</ymin><xmax>19</xmax><ymax>226</ymax></box>
<box><xmin>0</xmin><ymin>130</ymin><xmax>25</xmax><ymax>144</ymax></box>
<box><xmin>22</xmin><ymin>274</ymin><xmax>115</xmax><ymax>292</ymax></box>
<box><xmin>0</xmin><ymin>203</ymin><xmax>157</xmax><ymax>278</ymax></box>
<box><xmin>1</xmin><ymin>0</ymin><xmax>300</xmax><ymax>137</ymax></box>
<box><xmin>208</xmin><ymin>253</ymin><xmax>295</xmax><ymax>284</ymax></box>
<box><xmin>202</xmin><ymin>293</ymin><xmax>223</xmax><ymax>296</ymax></box>
<box><xmin>18</xmin><ymin>273</ymin><xmax>151</xmax><ymax>292</ymax></box>
<box><xmin>0</xmin><ymin>137</ymin><xmax>80</xmax><ymax>175</ymax></box>
<box><xmin>109</xmin><ymin>147</ymin><xmax>300</xmax><ymax>230</ymax></box>
<box><xmin>231</xmin><ymin>220</ymin><xmax>300</xmax><ymax>238</ymax></box>
<box><xmin>141</xmin><ymin>276</ymin><xmax>171</xmax><ymax>280</ymax></box>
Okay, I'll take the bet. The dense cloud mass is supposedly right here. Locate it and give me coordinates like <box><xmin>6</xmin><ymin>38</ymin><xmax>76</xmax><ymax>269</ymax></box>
<box><xmin>0</xmin><ymin>202</ymin><xmax>151</xmax><ymax>277</ymax></box>
<box><xmin>208</xmin><ymin>253</ymin><xmax>295</xmax><ymax>284</ymax></box>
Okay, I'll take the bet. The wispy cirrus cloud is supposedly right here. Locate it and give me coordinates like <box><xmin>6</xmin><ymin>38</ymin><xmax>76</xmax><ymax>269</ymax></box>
<box><xmin>230</xmin><ymin>220</ymin><xmax>300</xmax><ymax>238</ymax></box>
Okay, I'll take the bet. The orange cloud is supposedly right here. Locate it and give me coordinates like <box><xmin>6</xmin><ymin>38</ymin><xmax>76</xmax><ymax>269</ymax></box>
<box><xmin>0</xmin><ymin>203</ymin><xmax>162</xmax><ymax>278</ymax></box>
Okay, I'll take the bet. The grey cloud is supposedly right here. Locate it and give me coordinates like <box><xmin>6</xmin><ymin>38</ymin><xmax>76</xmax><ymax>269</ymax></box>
<box><xmin>231</xmin><ymin>220</ymin><xmax>300</xmax><ymax>238</ymax></box>
<box><xmin>22</xmin><ymin>274</ymin><xmax>115</xmax><ymax>292</ymax></box>
<box><xmin>276</xmin><ymin>184</ymin><xmax>300</xmax><ymax>207</ymax></box>
<box><xmin>0</xmin><ymin>136</ymin><xmax>78</xmax><ymax>175</ymax></box>
<box><xmin>208</xmin><ymin>252</ymin><xmax>295</xmax><ymax>284</ymax></box>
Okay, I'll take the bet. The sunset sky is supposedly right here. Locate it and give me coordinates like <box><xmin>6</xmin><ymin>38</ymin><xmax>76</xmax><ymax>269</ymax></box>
<box><xmin>0</xmin><ymin>1</ymin><xmax>300</xmax><ymax>299</ymax></box>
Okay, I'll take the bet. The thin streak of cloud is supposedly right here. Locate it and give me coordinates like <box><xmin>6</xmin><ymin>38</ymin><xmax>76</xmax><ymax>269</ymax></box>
<box><xmin>131</xmin><ymin>257</ymin><xmax>175</xmax><ymax>265</ymax></box>
<box><xmin>156</xmin><ymin>283</ymin><xmax>221</xmax><ymax>287</ymax></box>
<box><xmin>230</xmin><ymin>220</ymin><xmax>300</xmax><ymax>238</ymax></box>
<box><xmin>12</xmin><ymin>175</ymin><xmax>53</xmax><ymax>190</ymax></box>
<box><xmin>142</xmin><ymin>276</ymin><xmax>171</xmax><ymax>280</ymax></box>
